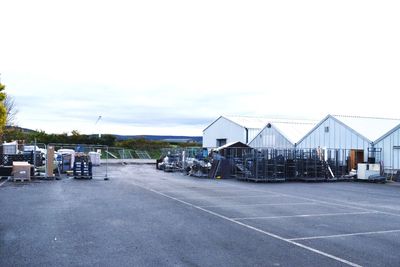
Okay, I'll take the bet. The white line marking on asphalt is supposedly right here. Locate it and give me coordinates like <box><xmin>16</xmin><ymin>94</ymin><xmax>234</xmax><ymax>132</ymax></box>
<box><xmin>133</xmin><ymin>183</ymin><xmax>362</xmax><ymax>267</ymax></box>
<box><xmin>178</xmin><ymin>195</ymin><xmax>282</xmax><ymax>200</ymax></box>
<box><xmin>233</xmin><ymin>187</ymin><xmax>400</xmax><ymax>218</ymax></box>
<box><xmin>0</xmin><ymin>179</ymin><xmax>8</xmax><ymax>187</ymax></box>
<box><xmin>240</xmin><ymin>188</ymin><xmax>382</xmax><ymax>213</ymax></box>
<box><xmin>299</xmin><ymin>196</ymin><xmax>400</xmax><ymax>218</ymax></box>
<box><xmin>160</xmin><ymin>189</ymin><xmax>266</xmax><ymax>194</ymax></box>
<box><xmin>135</xmin><ymin>173</ymin><xmax>400</xmax><ymax>218</ymax></box>
<box><xmin>233</xmin><ymin>211</ymin><xmax>378</xmax><ymax>221</ymax></box>
<box><xmin>275</xmin><ymin>192</ymin><xmax>400</xmax><ymax>218</ymax></box>
<box><xmin>200</xmin><ymin>202</ymin><xmax>316</xmax><ymax>208</ymax></box>
<box><xmin>193</xmin><ymin>183</ymin><xmax>372</xmax><ymax>211</ymax></box>
<box><xmin>289</xmin><ymin>229</ymin><xmax>400</xmax><ymax>241</ymax></box>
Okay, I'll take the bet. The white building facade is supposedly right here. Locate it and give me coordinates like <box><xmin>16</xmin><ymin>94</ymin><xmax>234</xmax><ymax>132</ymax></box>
<box><xmin>202</xmin><ymin>116</ymin><xmax>268</xmax><ymax>149</ymax></box>
<box><xmin>204</xmin><ymin>114</ymin><xmax>400</xmax><ymax>172</ymax></box>
<box><xmin>297</xmin><ymin>115</ymin><xmax>370</xmax><ymax>157</ymax></box>
<box><xmin>249</xmin><ymin>120</ymin><xmax>316</xmax><ymax>149</ymax></box>
<box><xmin>297</xmin><ymin>115</ymin><xmax>400</xmax><ymax>164</ymax></box>
<box><xmin>374</xmin><ymin>125</ymin><xmax>400</xmax><ymax>172</ymax></box>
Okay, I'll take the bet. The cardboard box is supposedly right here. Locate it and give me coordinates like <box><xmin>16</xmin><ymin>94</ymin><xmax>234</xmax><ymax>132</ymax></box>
<box><xmin>12</xmin><ymin>161</ymin><xmax>31</xmax><ymax>181</ymax></box>
<box><xmin>47</xmin><ymin>146</ymin><xmax>55</xmax><ymax>178</ymax></box>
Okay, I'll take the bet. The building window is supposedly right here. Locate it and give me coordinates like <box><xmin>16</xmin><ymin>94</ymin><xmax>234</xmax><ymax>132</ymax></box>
<box><xmin>324</xmin><ymin>126</ymin><xmax>329</xmax><ymax>133</ymax></box>
<box><xmin>216</xmin><ymin>139</ymin><xmax>227</xmax><ymax>147</ymax></box>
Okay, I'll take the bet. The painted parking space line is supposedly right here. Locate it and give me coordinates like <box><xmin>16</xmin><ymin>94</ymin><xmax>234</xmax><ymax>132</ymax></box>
<box><xmin>296</xmin><ymin>196</ymin><xmax>400</xmax><ymax>218</ymax></box>
<box><xmin>160</xmin><ymin>189</ymin><xmax>267</xmax><ymax>194</ymax></box>
<box><xmin>234</xmin><ymin>187</ymin><xmax>400</xmax><ymax>218</ymax></box>
<box><xmin>244</xmin><ymin>189</ymin><xmax>382</xmax><ymax>213</ymax></box>
<box><xmin>137</xmin><ymin>173</ymin><xmax>400</xmax><ymax>218</ymax></box>
<box><xmin>133</xmin><ymin>182</ymin><xmax>362</xmax><ymax>267</ymax></box>
<box><xmin>233</xmin><ymin>211</ymin><xmax>378</xmax><ymax>221</ymax></box>
<box><xmin>0</xmin><ymin>179</ymin><xmax>8</xmax><ymax>187</ymax></box>
<box><xmin>289</xmin><ymin>229</ymin><xmax>400</xmax><ymax>241</ymax></box>
<box><xmin>178</xmin><ymin>194</ymin><xmax>283</xmax><ymax>200</ymax></box>
<box><xmin>303</xmin><ymin>197</ymin><xmax>400</xmax><ymax>218</ymax></box>
<box><xmin>200</xmin><ymin>202</ymin><xmax>316</xmax><ymax>208</ymax></box>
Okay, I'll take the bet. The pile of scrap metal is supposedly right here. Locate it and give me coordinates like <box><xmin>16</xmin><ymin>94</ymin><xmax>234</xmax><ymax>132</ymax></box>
<box><xmin>157</xmin><ymin>148</ymin><xmax>208</xmax><ymax>175</ymax></box>
<box><xmin>187</xmin><ymin>159</ymin><xmax>211</xmax><ymax>177</ymax></box>
<box><xmin>157</xmin><ymin>153</ymin><xmax>183</xmax><ymax>172</ymax></box>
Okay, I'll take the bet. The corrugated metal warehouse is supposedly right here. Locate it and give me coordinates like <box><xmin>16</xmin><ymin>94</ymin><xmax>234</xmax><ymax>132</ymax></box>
<box><xmin>297</xmin><ymin>115</ymin><xmax>400</xmax><ymax>165</ymax></box>
<box><xmin>248</xmin><ymin>120</ymin><xmax>316</xmax><ymax>148</ymax></box>
<box><xmin>203</xmin><ymin>114</ymin><xmax>400</xmax><ymax>174</ymax></box>
<box><xmin>202</xmin><ymin>116</ymin><xmax>268</xmax><ymax>149</ymax></box>
<box><xmin>374</xmin><ymin>124</ymin><xmax>400</xmax><ymax>173</ymax></box>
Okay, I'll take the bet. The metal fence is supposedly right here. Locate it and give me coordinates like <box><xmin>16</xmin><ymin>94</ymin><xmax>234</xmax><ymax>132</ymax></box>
<box><xmin>216</xmin><ymin>147</ymin><xmax>380</xmax><ymax>182</ymax></box>
<box><xmin>47</xmin><ymin>143</ymin><xmax>109</xmax><ymax>180</ymax></box>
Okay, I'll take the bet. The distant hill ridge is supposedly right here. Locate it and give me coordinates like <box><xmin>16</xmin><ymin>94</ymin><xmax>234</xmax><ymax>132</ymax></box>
<box><xmin>114</xmin><ymin>135</ymin><xmax>202</xmax><ymax>143</ymax></box>
<box><xmin>6</xmin><ymin>126</ymin><xmax>202</xmax><ymax>143</ymax></box>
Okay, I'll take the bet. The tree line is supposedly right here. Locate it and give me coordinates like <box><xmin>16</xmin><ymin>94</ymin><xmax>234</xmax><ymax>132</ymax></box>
<box><xmin>0</xmin><ymin>82</ymin><xmax>201</xmax><ymax>149</ymax></box>
<box><xmin>3</xmin><ymin>127</ymin><xmax>200</xmax><ymax>149</ymax></box>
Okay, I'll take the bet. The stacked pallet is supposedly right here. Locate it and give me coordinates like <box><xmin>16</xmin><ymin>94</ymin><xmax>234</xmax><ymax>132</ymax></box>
<box><xmin>12</xmin><ymin>162</ymin><xmax>31</xmax><ymax>182</ymax></box>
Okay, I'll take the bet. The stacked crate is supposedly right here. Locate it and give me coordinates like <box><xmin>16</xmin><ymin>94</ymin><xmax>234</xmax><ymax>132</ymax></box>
<box><xmin>12</xmin><ymin>162</ymin><xmax>31</xmax><ymax>182</ymax></box>
<box><xmin>73</xmin><ymin>154</ymin><xmax>93</xmax><ymax>179</ymax></box>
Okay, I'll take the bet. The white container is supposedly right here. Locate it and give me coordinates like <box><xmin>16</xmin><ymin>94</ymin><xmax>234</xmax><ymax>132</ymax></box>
<box><xmin>3</xmin><ymin>141</ymin><xmax>18</xmax><ymax>154</ymax></box>
<box><xmin>89</xmin><ymin>152</ymin><xmax>101</xmax><ymax>166</ymax></box>
<box><xmin>357</xmin><ymin>163</ymin><xmax>380</xmax><ymax>180</ymax></box>
<box><xmin>57</xmin><ymin>149</ymin><xmax>75</xmax><ymax>168</ymax></box>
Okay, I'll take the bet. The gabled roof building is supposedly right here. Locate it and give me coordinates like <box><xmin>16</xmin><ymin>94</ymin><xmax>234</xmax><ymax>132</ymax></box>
<box><xmin>374</xmin><ymin>124</ymin><xmax>400</xmax><ymax>172</ymax></box>
<box><xmin>203</xmin><ymin>114</ymin><xmax>400</xmax><ymax>173</ymax></box>
<box><xmin>202</xmin><ymin>116</ymin><xmax>269</xmax><ymax>149</ymax></box>
<box><xmin>297</xmin><ymin>115</ymin><xmax>400</xmax><ymax>164</ymax></box>
<box><xmin>248</xmin><ymin>120</ymin><xmax>316</xmax><ymax>148</ymax></box>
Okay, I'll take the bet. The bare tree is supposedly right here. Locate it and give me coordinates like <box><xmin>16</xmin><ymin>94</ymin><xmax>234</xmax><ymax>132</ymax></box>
<box><xmin>4</xmin><ymin>94</ymin><xmax>18</xmax><ymax>126</ymax></box>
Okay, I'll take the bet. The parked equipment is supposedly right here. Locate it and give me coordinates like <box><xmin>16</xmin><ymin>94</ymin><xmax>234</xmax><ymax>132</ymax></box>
<box><xmin>357</xmin><ymin>163</ymin><xmax>386</xmax><ymax>182</ymax></box>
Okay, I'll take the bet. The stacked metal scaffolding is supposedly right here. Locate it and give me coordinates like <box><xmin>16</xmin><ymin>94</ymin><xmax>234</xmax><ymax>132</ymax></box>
<box><xmin>222</xmin><ymin>147</ymin><xmax>375</xmax><ymax>182</ymax></box>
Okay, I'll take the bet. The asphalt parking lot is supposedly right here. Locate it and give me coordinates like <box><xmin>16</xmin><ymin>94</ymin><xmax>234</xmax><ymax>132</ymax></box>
<box><xmin>1</xmin><ymin>164</ymin><xmax>400</xmax><ymax>267</ymax></box>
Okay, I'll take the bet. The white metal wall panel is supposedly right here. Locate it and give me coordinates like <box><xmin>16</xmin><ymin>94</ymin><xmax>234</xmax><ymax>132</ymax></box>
<box><xmin>329</xmin><ymin>118</ymin><xmax>335</xmax><ymax>147</ymax></box>
<box><xmin>203</xmin><ymin>117</ymin><xmax>245</xmax><ymax>148</ymax></box>
<box><xmin>375</xmin><ymin>127</ymin><xmax>400</xmax><ymax>171</ymax></box>
<box><xmin>247</xmin><ymin>128</ymin><xmax>261</xmax><ymax>143</ymax></box>
<box><xmin>249</xmin><ymin>126</ymin><xmax>294</xmax><ymax>148</ymax></box>
<box><xmin>394</xmin><ymin>148</ymin><xmax>400</xmax><ymax>171</ymax></box>
<box><xmin>297</xmin><ymin>117</ymin><xmax>370</xmax><ymax>160</ymax></box>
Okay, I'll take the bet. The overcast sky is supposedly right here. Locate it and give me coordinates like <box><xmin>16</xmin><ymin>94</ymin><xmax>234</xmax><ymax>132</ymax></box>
<box><xmin>1</xmin><ymin>0</ymin><xmax>399</xmax><ymax>136</ymax></box>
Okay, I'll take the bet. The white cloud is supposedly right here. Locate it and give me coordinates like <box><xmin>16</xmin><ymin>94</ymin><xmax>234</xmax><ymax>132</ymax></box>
<box><xmin>1</xmin><ymin>0</ymin><xmax>400</xmax><ymax>135</ymax></box>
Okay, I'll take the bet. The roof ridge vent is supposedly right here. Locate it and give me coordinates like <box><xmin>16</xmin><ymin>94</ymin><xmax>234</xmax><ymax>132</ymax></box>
<box><xmin>332</xmin><ymin>114</ymin><xmax>400</xmax><ymax>121</ymax></box>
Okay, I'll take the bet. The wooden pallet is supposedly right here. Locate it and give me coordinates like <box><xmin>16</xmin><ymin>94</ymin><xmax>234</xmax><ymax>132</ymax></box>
<box><xmin>246</xmin><ymin>177</ymin><xmax>286</xmax><ymax>183</ymax></box>
<box><xmin>74</xmin><ymin>175</ymin><xmax>92</xmax><ymax>179</ymax></box>
<box><xmin>13</xmin><ymin>177</ymin><xmax>31</xmax><ymax>182</ymax></box>
<box><xmin>298</xmin><ymin>177</ymin><xmax>327</xmax><ymax>182</ymax></box>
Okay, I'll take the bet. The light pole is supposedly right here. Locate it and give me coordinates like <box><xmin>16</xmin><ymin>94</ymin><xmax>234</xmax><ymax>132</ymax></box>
<box><xmin>95</xmin><ymin>115</ymin><xmax>102</xmax><ymax>138</ymax></box>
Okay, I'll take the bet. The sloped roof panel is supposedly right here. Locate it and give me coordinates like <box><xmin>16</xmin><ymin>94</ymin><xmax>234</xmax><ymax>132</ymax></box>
<box><xmin>215</xmin><ymin>141</ymin><xmax>249</xmax><ymax>151</ymax></box>
<box><xmin>248</xmin><ymin>119</ymin><xmax>317</xmax><ymax>145</ymax></box>
<box><xmin>272</xmin><ymin>121</ymin><xmax>317</xmax><ymax>144</ymax></box>
<box><xmin>332</xmin><ymin>115</ymin><xmax>400</xmax><ymax>142</ymax></box>
<box><xmin>224</xmin><ymin>116</ymin><xmax>270</xmax><ymax>129</ymax></box>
